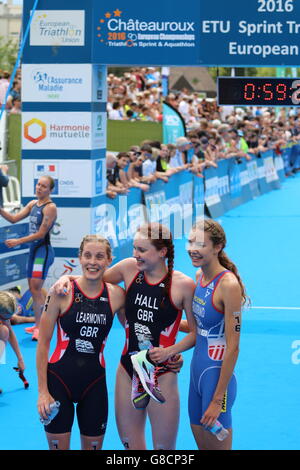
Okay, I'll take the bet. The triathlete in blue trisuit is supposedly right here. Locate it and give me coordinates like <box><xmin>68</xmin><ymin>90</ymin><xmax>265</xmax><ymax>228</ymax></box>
<box><xmin>184</xmin><ymin>219</ymin><xmax>246</xmax><ymax>450</ymax></box>
<box><xmin>0</xmin><ymin>176</ymin><xmax>57</xmax><ymax>341</ymax></box>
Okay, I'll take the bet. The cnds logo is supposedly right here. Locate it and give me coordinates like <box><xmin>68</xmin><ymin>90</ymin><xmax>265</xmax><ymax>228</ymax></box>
<box><xmin>24</xmin><ymin>118</ymin><xmax>47</xmax><ymax>143</ymax></box>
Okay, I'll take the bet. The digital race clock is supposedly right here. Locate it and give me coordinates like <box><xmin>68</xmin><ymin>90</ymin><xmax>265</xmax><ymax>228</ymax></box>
<box><xmin>217</xmin><ymin>77</ymin><xmax>300</xmax><ymax>106</ymax></box>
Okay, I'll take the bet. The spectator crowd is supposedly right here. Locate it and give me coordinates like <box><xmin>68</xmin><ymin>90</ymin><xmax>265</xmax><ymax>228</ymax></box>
<box><xmin>105</xmin><ymin>67</ymin><xmax>300</xmax><ymax>198</ymax></box>
<box><xmin>1</xmin><ymin>65</ymin><xmax>300</xmax><ymax>198</ymax></box>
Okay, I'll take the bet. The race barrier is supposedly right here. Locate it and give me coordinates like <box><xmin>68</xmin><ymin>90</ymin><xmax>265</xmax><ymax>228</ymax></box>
<box><xmin>0</xmin><ymin>149</ymin><xmax>286</xmax><ymax>289</ymax></box>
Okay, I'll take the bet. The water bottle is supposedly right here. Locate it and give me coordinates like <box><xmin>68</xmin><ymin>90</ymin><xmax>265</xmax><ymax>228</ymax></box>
<box><xmin>204</xmin><ymin>420</ymin><xmax>229</xmax><ymax>441</ymax></box>
<box><xmin>40</xmin><ymin>401</ymin><xmax>60</xmax><ymax>425</ymax></box>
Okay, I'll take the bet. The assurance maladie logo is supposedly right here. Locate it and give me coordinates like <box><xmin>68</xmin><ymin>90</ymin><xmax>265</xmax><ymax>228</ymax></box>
<box><xmin>96</xmin><ymin>8</ymin><xmax>195</xmax><ymax>49</ymax></box>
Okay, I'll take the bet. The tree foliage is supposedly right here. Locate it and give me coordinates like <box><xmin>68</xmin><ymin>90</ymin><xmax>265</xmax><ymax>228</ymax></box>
<box><xmin>0</xmin><ymin>36</ymin><xmax>18</xmax><ymax>72</ymax></box>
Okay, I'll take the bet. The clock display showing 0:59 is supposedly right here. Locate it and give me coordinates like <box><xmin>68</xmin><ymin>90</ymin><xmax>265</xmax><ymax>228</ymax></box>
<box><xmin>218</xmin><ymin>77</ymin><xmax>300</xmax><ymax>106</ymax></box>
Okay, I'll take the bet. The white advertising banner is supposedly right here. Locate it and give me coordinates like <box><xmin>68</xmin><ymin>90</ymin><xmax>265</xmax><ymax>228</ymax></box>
<box><xmin>22</xmin><ymin>112</ymin><xmax>95</xmax><ymax>150</ymax></box>
<box><xmin>29</xmin><ymin>10</ymin><xmax>85</xmax><ymax>46</ymax></box>
<box><xmin>22</xmin><ymin>159</ymin><xmax>96</xmax><ymax>198</ymax></box>
<box><xmin>22</xmin><ymin>64</ymin><xmax>92</xmax><ymax>102</ymax></box>
<box><xmin>51</xmin><ymin>207</ymin><xmax>91</xmax><ymax>248</ymax></box>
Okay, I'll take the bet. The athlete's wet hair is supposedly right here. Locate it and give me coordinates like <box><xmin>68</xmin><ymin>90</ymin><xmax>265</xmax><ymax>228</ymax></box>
<box><xmin>193</xmin><ymin>218</ymin><xmax>248</xmax><ymax>305</ymax></box>
<box><xmin>41</xmin><ymin>175</ymin><xmax>55</xmax><ymax>190</ymax></box>
<box><xmin>79</xmin><ymin>235</ymin><xmax>112</xmax><ymax>260</ymax></box>
<box><xmin>136</xmin><ymin>223</ymin><xmax>174</xmax><ymax>301</ymax></box>
<box><xmin>0</xmin><ymin>291</ymin><xmax>17</xmax><ymax>319</ymax></box>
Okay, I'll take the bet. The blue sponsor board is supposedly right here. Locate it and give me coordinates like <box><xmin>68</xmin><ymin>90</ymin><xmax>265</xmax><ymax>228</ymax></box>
<box><xmin>0</xmin><ymin>253</ymin><xmax>29</xmax><ymax>285</ymax></box>
<box><xmin>144</xmin><ymin>172</ymin><xmax>194</xmax><ymax>238</ymax></box>
<box><xmin>217</xmin><ymin>159</ymin><xmax>231</xmax><ymax>212</ymax></box>
<box><xmin>193</xmin><ymin>174</ymin><xmax>205</xmax><ymax>222</ymax></box>
<box><xmin>198</xmin><ymin>0</ymin><xmax>300</xmax><ymax>66</ymax></box>
<box><xmin>163</xmin><ymin>103</ymin><xmax>186</xmax><ymax>145</ymax></box>
<box><xmin>204</xmin><ymin>167</ymin><xmax>225</xmax><ymax>219</ymax></box>
<box><xmin>256</xmin><ymin>154</ymin><xmax>272</xmax><ymax>195</ymax></box>
<box><xmin>281</xmin><ymin>146</ymin><xmax>292</xmax><ymax>174</ymax></box>
<box><xmin>0</xmin><ymin>224</ymin><xmax>29</xmax><ymax>254</ymax></box>
<box><xmin>246</xmin><ymin>159</ymin><xmax>260</xmax><ymax>199</ymax></box>
<box><xmin>274</xmin><ymin>153</ymin><xmax>286</xmax><ymax>182</ymax></box>
<box><xmin>23</xmin><ymin>0</ymin><xmax>300</xmax><ymax>67</ymax></box>
<box><xmin>238</xmin><ymin>159</ymin><xmax>254</xmax><ymax>204</ymax></box>
<box><xmin>228</xmin><ymin>158</ymin><xmax>243</xmax><ymax>208</ymax></box>
<box><xmin>262</xmin><ymin>150</ymin><xmax>281</xmax><ymax>191</ymax></box>
<box><xmin>92</xmin><ymin>188</ymin><xmax>145</xmax><ymax>263</ymax></box>
<box><xmin>23</xmin><ymin>0</ymin><xmax>93</xmax><ymax>64</ymax></box>
<box><xmin>94</xmin><ymin>159</ymin><xmax>105</xmax><ymax>195</ymax></box>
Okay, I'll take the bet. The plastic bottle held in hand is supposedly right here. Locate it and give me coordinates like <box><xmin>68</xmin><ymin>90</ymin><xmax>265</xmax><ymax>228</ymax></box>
<box><xmin>40</xmin><ymin>401</ymin><xmax>60</xmax><ymax>425</ymax></box>
<box><xmin>204</xmin><ymin>420</ymin><xmax>229</xmax><ymax>441</ymax></box>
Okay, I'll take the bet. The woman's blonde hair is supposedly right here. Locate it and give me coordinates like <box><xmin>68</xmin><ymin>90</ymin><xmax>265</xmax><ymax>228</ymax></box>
<box><xmin>78</xmin><ymin>235</ymin><xmax>112</xmax><ymax>260</ymax></box>
<box><xmin>0</xmin><ymin>291</ymin><xmax>17</xmax><ymax>318</ymax></box>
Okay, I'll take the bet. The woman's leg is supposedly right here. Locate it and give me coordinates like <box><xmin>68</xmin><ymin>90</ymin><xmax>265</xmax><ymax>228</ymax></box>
<box><xmin>80</xmin><ymin>434</ymin><xmax>105</xmax><ymax>450</ymax></box>
<box><xmin>45</xmin><ymin>432</ymin><xmax>71</xmax><ymax>450</ymax></box>
<box><xmin>147</xmin><ymin>372</ymin><xmax>180</xmax><ymax>450</ymax></box>
<box><xmin>0</xmin><ymin>324</ymin><xmax>9</xmax><ymax>363</ymax></box>
<box><xmin>115</xmin><ymin>364</ymin><xmax>147</xmax><ymax>450</ymax></box>
<box><xmin>191</xmin><ymin>424</ymin><xmax>232</xmax><ymax>450</ymax></box>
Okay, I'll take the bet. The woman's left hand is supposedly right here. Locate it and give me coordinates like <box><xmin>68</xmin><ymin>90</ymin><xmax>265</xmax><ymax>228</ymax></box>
<box><xmin>200</xmin><ymin>400</ymin><xmax>222</xmax><ymax>428</ymax></box>
<box><xmin>148</xmin><ymin>347</ymin><xmax>170</xmax><ymax>364</ymax></box>
<box><xmin>17</xmin><ymin>358</ymin><xmax>25</xmax><ymax>372</ymax></box>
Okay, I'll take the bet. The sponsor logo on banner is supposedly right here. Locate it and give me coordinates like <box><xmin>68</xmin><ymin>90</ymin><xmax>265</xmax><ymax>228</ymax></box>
<box><xmin>92</xmin><ymin>65</ymin><xmax>107</xmax><ymax>102</ymax></box>
<box><xmin>22</xmin><ymin>64</ymin><xmax>92</xmax><ymax>102</ymax></box>
<box><xmin>94</xmin><ymin>160</ymin><xmax>105</xmax><ymax>196</ymax></box>
<box><xmin>24</xmin><ymin>118</ymin><xmax>47</xmax><ymax>143</ymax></box>
<box><xmin>92</xmin><ymin>113</ymin><xmax>107</xmax><ymax>149</ymax></box>
<box><xmin>44</xmin><ymin>257</ymin><xmax>80</xmax><ymax>289</ymax></box>
<box><xmin>50</xmin><ymin>208</ymin><xmax>90</xmax><ymax>248</ymax></box>
<box><xmin>144</xmin><ymin>191</ymin><xmax>166</xmax><ymax>222</ymax></box>
<box><xmin>205</xmin><ymin>176</ymin><xmax>221</xmax><ymax>207</ymax></box>
<box><xmin>95</xmin><ymin>8</ymin><xmax>195</xmax><ymax>49</ymax></box>
<box><xmin>23</xmin><ymin>160</ymin><xmax>93</xmax><ymax>198</ymax></box>
<box><xmin>264</xmin><ymin>156</ymin><xmax>279</xmax><ymax>183</ymax></box>
<box><xmin>22</xmin><ymin>113</ymin><xmax>92</xmax><ymax>150</ymax></box>
<box><xmin>30</xmin><ymin>10</ymin><xmax>85</xmax><ymax>46</ymax></box>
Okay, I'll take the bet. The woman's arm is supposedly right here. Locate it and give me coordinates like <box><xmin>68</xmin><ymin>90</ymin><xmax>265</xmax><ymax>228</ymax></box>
<box><xmin>103</xmin><ymin>258</ymin><xmax>136</xmax><ymax>286</ymax></box>
<box><xmin>107</xmin><ymin>283</ymin><xmax>126</xmax><ymax>326</ymax></box>
<box><xmin>149</xmin><ymin>277</ymin><xmax>197</xmax><ymax>363</ymax></box>
<box><xmin>5</xmin><ymin>203</ymin><xmax>57</xmax><ymax>248</ymax></box>
<box><xmin>200</xmin><ymin>276</ymin><xmax>242</xmax><ymax>428</ymax></box>
<box><xmin>6</xmin><ymin>321</ymin><xmax>25</xmax><ymax>371</ymax></box>
<box><xmin>36</xmin><ymin>290</ymin><xmax>63</xmax><ymax>420</ymax></box>
<box><xmin>0</xmin><ymin>201</ymin><xmax>34</xmax><ymax>224</ymax></box>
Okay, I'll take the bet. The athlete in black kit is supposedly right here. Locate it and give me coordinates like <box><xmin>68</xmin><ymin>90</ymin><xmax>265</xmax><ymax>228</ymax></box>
<box><xmin>36</xmin><ymin>235</ymin><xmax>125</xmax><ymax>450</ymax></box>
<box><xmin>102</xmin><ymin>223</ymin><xmax>196</xmax><ymax>450</ymax></box>
<box><xmin>54</xmin><ymin>223</ymin><xmax>196</xmax><ymax>450</ymax></box>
